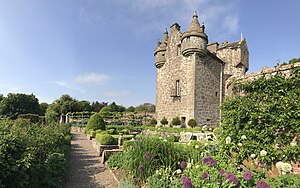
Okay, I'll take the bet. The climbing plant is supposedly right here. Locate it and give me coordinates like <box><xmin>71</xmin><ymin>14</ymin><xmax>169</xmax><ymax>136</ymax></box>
<box><xmin>220</xmin><ymin>62</ymin><xmax>300</xmax><ymax>165</ymax></box>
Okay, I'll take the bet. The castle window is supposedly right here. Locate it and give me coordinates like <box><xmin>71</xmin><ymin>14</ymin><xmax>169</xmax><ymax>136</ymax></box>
<box><xmin>187</xmin><ymin>37</ymin><xmax>190</xmax><ymax>42</ymax></box>
<box><xmin>176</xmin><ymin>80</ymin><xmax>180</xmax><ymax>96</ymax></box>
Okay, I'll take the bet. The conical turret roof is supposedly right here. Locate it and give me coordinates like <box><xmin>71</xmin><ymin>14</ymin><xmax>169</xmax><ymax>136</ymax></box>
<box><xmin>182</xmin><ymin>11</ymin><xmax>207</xmax><ymax>41</ymax></box>
<box><xmin>187</xmin><ymin>11</ymin><xmax>202</xmax><ymax>32</ymax></box>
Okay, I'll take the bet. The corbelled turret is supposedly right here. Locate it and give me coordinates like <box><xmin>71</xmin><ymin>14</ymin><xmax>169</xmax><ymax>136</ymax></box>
<box><xmin>154</xmin><ymin>29</ymin><xmax>168</xmax><ymax>68</ymax></box>
<box><xmin>181</xmin><ymin>11</ymin><xmax>208</xmax><ymax>56</ymax></box>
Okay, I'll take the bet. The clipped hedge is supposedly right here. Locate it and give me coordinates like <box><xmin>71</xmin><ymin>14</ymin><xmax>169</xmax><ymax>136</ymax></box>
<box><xmin>96</xmin><ymin>133</ymin><xmax>117</xmax><ymax>145</ymax></box>
<box><xmin>86</xmin><ymin>113</ymin><xmax>106</xmax><ymax>131</ymax></box>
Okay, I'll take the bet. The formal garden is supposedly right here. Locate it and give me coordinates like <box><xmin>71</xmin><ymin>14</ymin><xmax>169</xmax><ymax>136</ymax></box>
<box><xmin>0</xmin><ymin>60</ymin><xmax>299</xmax><ymax>187</ymax></box>
<box><xmin>80</xmin><ymin>61</ymin><xmax>300</xmax><ymax>187</ymax></box>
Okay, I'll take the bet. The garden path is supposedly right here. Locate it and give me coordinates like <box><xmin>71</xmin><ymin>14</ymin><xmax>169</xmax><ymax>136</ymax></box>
<box><xmin>63</xmin><ymin>132</ymin><xmax>118</xmax><ymax>188</ymax></box>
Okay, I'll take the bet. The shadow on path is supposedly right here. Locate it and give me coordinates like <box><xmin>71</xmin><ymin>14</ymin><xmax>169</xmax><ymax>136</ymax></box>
<box><xmin>63</xmin><ymin>132</ymin><xmax>117</xmax><ymax>188</ymax></box>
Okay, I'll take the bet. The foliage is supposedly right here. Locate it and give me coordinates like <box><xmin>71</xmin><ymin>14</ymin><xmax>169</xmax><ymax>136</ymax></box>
<box><xmin>18</xmin><ymin>113</ymin><xmax>42</xmax><ymax>123</ymax></box>
<box><xmin>187</xmin><ymin>119</ymin><xmax>197</xmax><ymax>128</ymax></box>
<box><xmin>39</xmin><ymin>102</ymin><xmax>49</xmax><ymax>116</ymax></box>
<box><xmin>86</xmin><ymin>113</ymin><xmax>106</xmax><ymax>131</ymax></box>
<box><xmin>118</xmin><ymin>178</ymin><xmax>138</xmax><ymax>188</ymax></box>
<box><xmin>135</xmin><ymin>103</ymin><xmax>155</xmax><ymax>113</ymax></box>
<box><xmin>0</xmin><ymin>93</ymin><xmax>40</xmax><ymax>119</ymax></box>
<box><xmin>126</xmin><ymin>106</ymin><xmax>135</xmax><ymax>112</ymax></box>
<box><xmin>107</xmin><ymin>152</ymin><xmax>124</xmax><ymax>170</ymax></box>
<box><xmin>99</xmin><ymin>106</ymin><xmax>113</xmax><ymax>117</ymax></box>
<box><xmin>149</xmin><ymin>118</ymin><xmax>157</xmax><ymax>126</ymax></box>
<box><xmin>109</xmin><ymin>102</ymin><xmax>126</xmax><ymax>112</ymax></box>
<box><xmin>160</xmin><ymin>117</ymin><xmax>168</xmax><ymax>126</ymax></box>
<box><xmin>0</xmin><ymin>119</ymin><xmax>70</xmax><ymax>187</ymax></box>
<box><xmin>171</xmin><ymin>117</ymin><xmax>181</xmax><ymax>126</ymax></box>
<box><xmin>221</xmin><ymin>65</ymin><xmax>300</xmax><ymax>164</ymax></box>
<box><xmin>95</xmin><ymin>133</ymin><xmax>117</xmax><ymax>145</ymax></box>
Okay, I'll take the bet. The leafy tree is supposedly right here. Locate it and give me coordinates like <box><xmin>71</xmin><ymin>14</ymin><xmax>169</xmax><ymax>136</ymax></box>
<box><xmin>99</xmin><ymin>106</ymin><xmax>113</xmax><ymax>117</ymax></box>
<box><xmin>109</xmin><ymin>102</ymin><xmax>126</xmax><ymax>112</ymax></box>
<box><xmin>45</xmin><ymin>94</ymin><xmax>77</xmax><ymax>122</ymax></box>
<box><xmin>188</xmin><ymin>119</ymin><xmax>197</xmax><ymax>128</ymax></box>
<box><xmin>171</xmin><ymin>117</ymin><xmax>181</xmax><ymax>126</ymax></box>
<box><xmin>0</xmin><ymin>94</ymin><xmax>3</xmax><ymax>102</ymax></box>
<box><xmin>126</xmin><ymin>106</ymin><xmax>135</xmax><ymax>112</ymax></box>
<box><xmin>160</xmin><ymin>117</ymin><xmax>168</xmax><ymax>126</ymax></box>
<box><xmin>135</xmin><ymin>103</ymin><xmax>155</xmax><ymax>113</ymax></box>
<box><xmin>76</xmin><ymin>100</ymin><xmax>91</xmax><ymax>112</ymax></box>
<box><xmin>0</xmin><ymin>93</ymin><xmax>40</xmax><ymax>119</ymax></box>
<box><xmin>91</xmin><ymin>101</ymin><xmax>105</xmax><ymax>112</ymax></box>
<box><xmin>86</xmin><ymin>113</ymin><xmax>106</xmax><ymax>131</ymax></box>
<box><xmin>39</xmin><ymin>102</ymin><xmax>49</xmax><ymax>116</ymax></box>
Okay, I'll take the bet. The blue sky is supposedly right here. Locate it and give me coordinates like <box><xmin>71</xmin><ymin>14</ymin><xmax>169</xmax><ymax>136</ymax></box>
<box><xmin>0</xmin><ymin>0</ymin><xmax>299</xmax><ymax>107</ymax></box>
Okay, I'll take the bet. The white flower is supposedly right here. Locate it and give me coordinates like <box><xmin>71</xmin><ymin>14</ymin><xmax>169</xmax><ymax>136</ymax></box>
<box><xmin>276</xmin><ymin>161</ymin><xmax>283</xmax><ymax>171</ymax></box>
<box><xmin>290</xmin><ymin>141</ymin><xmax>297</xmax><ymax>147</ymax></box>
<box><xmin>204</xmin><ymin>143</ymin><xmax>208</xmax><ymax>146</ymax></box>
<box><xmin>176</xmin><ymin>169</ymin><xmax>182</xmax><ymax>174</ymax></box>
<box><xmin>202</xmin><ymin>125</ymin><xmax>207</xmax><ymax>129</ymax></box>
<box><xmin>225</xmin><ymin>136</ymin><xmax>231</xmax><ymax>144</ymax></box>
<box><xmin>238</xmin><ymin>143</ymin><xmax>243</xmax><ymax>147</ymax></box>
<box><xmin>187</xmin><ymin>141</ymin><xmax>191</xmax><ymax>146</ymax></box>
<box><xmin>241</xmin><ymin>135</ymin><xmax>247</xmax><ymax>140</ymax></box>
<box><xmin>195</xmin><ymin>165</ymin><xmax>200</xmax><ymax>169</ymax></box>
<box><xmin>281</xmin><ymin>163</ymin><xmax>292</xmax><ymax>172</ymax></box>
<box><xmin>260</xmin><ymin>150</ymin><xmax>267</xmax><ymax>157</ymax></box>
<box><xmin>195</xmin><ymin>145</ymin><xmax>199</xmax><ymax>149</ymax></box>
<box><xmin>163</xmin><ymin>139</ymin><xmax>167</xmax><ymax>142</ymax></box>
<box><xmin>208</xmin><ymin>128</ymin><xmax>212</xmax><ymax>131</ymax></box>
<box><xmin>159</xmin><ymin>137</ymin><xmax>163</xmax><ymax>139</ymax></box>
<box><xmin>250</xmin><ymin>154</ymin><xmax>256</xmax><ymax>158</ymax></box>
<box><xmin>187</xmin><ymin>163</ymin><xmax>192</xmax><ymax>169</ymax></box>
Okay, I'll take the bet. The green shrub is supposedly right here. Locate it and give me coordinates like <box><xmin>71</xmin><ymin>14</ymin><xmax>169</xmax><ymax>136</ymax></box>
<box><xmin>96</xmin><ymin>133</ymin><xmax>117</xmax><ymax>145</ymax></box>
<box><xmin>150</xmin><ymin>118</ymin><xmax>157</xmax><ymax>126</ymax></box>
<box><xmin>107</xmin><ymin>129</ymin><xmax>117</xmax><ymax>134</ymax></box>
<box><xmin>86</xmin><ymin>113</ymin><xmax>106</xmax><ymax>131</ymax></box>
<box><xmin>187</xmin><ymin>119</ymin><xmax>197</xmax><ymax>128</ymax></box>
<box><xmin>99</xmin><ymin>106</ymin><xmax>113</xmax><ymax>117</ymax></box>
<box><xmin>160</xmin><ymin>117</ymin><xmax>168</xmax><ymax>126</ymax></box>
<box><xmin>167</xmin><ymin>134</ymin><xmax>180</xmax><ymax>142</ymax></box>
<box><xmin>90</xmin><ymin>130</ymin><xmax>96</xmax><ymax>137</ymax></box>
<box><xmin>171</xmin><ymin>117</ymin><xmax>181</xmax><ymax>126</ymax></box>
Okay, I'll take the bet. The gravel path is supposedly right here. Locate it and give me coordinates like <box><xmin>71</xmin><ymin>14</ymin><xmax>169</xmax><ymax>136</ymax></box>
<box><xmin>63</xmin><ymin>132</ymin><xmax>118</xmax><ymax>188</ymax></box>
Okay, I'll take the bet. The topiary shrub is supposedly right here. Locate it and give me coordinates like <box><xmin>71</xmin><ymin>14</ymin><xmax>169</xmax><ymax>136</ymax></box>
<box><xmin>96</xmin><ymin>134</ymin><xmax>117</xmax><ymax>145</ymax></box>
<box><xmin>150</xmin><ymin>118</ymin><xmax>157</xmax><ymax>126</ymax></box>
<box><xmin>107</xmin><ymin>129</ymin><xmax>117</xmax><ymax>134</ymax></box>
<box><xmin>90</xmin><ymin>130</ymin><xmax>96</xmax><ymax>137</ymax></box>
<box><xmin>188</xmin><ymin>119</ymin><xmax>197</xmax><ymax>128</ymax></box>
<box><xmin>171</xmin><ymin>117</ymin><xmax>181</xmax><ymax>126</ymax></box>
<box><xmin>86</xmin><ymin>113</ymin><xmax>106</xmax><ymax>131</ymax></box>
<box><xmin>160</xmin><ymin>117</ymin><xmax>168</xmax><ymax>126</ymax></box>
<box><xmin>99</xmin><ymin>106</ymin><xmax>113</xmax><ymax>118</ymax></box>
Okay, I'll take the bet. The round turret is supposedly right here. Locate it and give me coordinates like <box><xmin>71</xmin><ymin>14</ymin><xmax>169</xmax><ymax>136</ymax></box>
<box><xmin>154</xmin><ymin>29</ymin><xmax>168</xmax><ymax>68</ymax></box>
<box><xmin>181</xmin><ymin>11</ymin><xmax>208</xmax><ymax>57</ymax></box>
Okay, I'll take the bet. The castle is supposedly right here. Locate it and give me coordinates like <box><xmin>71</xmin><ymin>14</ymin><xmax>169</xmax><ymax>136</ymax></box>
<box><xmin>154</xmin><ymin>11</ymin><xmax>249</xmax><ymax>127</ymax></box>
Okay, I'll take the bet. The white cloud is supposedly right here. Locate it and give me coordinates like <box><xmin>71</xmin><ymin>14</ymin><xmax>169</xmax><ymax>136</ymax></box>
<box><xmin>75</xmin><ymin>73</ymin><xmax>111</xmax><ymax>85</ymax></box>
<box><xmin>223</xmin><ymin>15</ymin><xmax>239</xmax><ymax>34</ymax></box>
<box><xmin>103</xmin><ymin>90</ymin><xmax>130</xmax><ymax>98</ymax></box>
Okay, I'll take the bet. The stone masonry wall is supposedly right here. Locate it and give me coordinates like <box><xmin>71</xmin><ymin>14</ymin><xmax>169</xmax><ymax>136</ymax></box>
<box><xmin>156</xmin><ymin>27</ymin><xmax>195</xmax><ymax>125</ymax></box>
<box><xmin>194</xmin><ymin>54</ymin><xmax>223</xmax><ymax>127</ymax></box>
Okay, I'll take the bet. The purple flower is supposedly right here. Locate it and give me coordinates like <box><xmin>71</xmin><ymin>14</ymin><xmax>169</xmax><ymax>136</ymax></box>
<box><xmin>201</xmin><ymin>172</ymin><xmax>209</xmax><ymax>180</ymax></box>
<box><xmin>225</xmin><ymin>172</ymin><xmax>239</xmax><ymax>186</ymax></box>
<box><xmin>202</xmin><ymin>156</ymin><xmax>217</xmax><ymax>167</ymax></box>
<box><xmin>180</xmin><ymin>161</ymin><xmax>187</xmax><ymax>169</ymax></box>
<box><xmin>138</xmin><ymin>164</ymin><xmax>145</xmax><ymax>170</ymax></box>
<box><xmin>243</xmin><ymin>170</ymin><xmax>252</xmax><ymax>180</ymax></box>
<box><xmin>181</xmin><ymin>176</ymin><xmax>193</xmax><ymax>188</ymax></box>
<box><xmin>256</xmin><ymin>180</ymin><xmax>270</xmax><ymax>188</ymax></box>
<box><xmin>146</xmin><ymin>152</ymin><xmax>150</xmax><ymax>157</ymax></box>
<box><xmin>220</xmin><ymin>169</ymin><xmax>225</xmax><ymax>176</ymax></box>
<box><xmin>151</xmin><ymin>154</ymin><xmax>155</xmax><ymax>159</ymax></box>
<box><xmin>144</xmin><ymin>156</ymin><xmax>150</xmax><ymax>160</ymax></box>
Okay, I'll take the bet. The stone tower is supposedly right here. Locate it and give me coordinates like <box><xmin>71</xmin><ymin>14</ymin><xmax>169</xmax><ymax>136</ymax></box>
<box><xmin>154</xmin><ymin>11</ymin><xmax>249</xmax><ymax>127</ymax></box>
